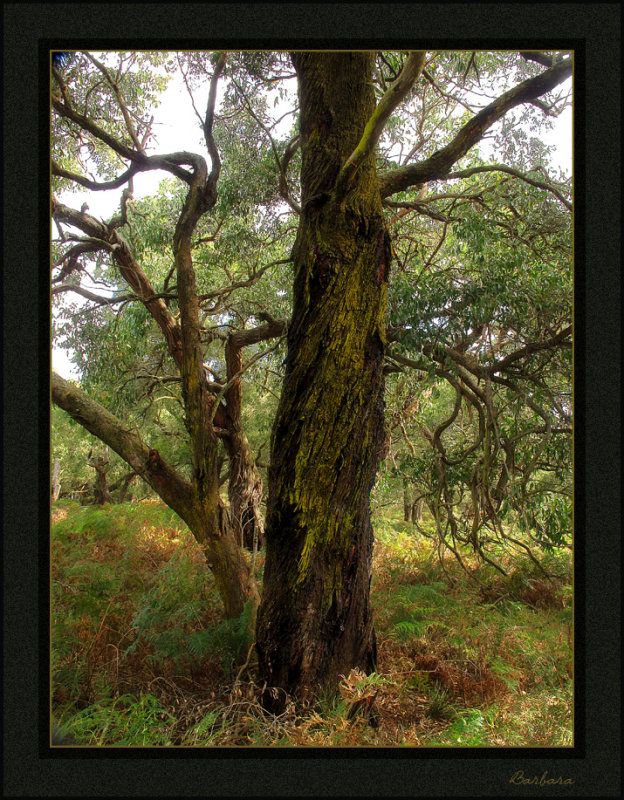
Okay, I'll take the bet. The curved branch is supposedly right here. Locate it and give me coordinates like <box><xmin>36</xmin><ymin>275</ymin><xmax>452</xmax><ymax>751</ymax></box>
<box><xmin>520</xmin><ymin>51</ymin><xmax>558</xmax><ymax>68</ymax></box>
<box><xmin>52</xmin><ymin>95</ymin><xmax>199</xmax><ymax>184</ymax></box>
<box><xmin>378</xmin><ymin>56</ymin><xmax>572</xmax><ymax>198</ymax></box>
<box><xmin>203</xmin><ymin>52</ymin><xmax>227</xmax><ymax>182</ymax></box>
<box><xmin>52</xmin><ymin>160</ymin><xmax>137</xmax><ymax>191</ymax></box>
<box><xmin>51</xmin><ymin>371</ymin><xmax>194</xmax><ymax>516</ymax></box>
<box><xmin>445</xmin><ymin>164</ymin><xmax>572</xmax><ymax>210</ymax></box>
<box><xmin>83</xmin><ymin>52</ymin><xmax>146</xmax><ymax>154</ymax></box>
<box><xmin>336</xmin><ymin>50</ymin><xmax>427</xmax><ymax>196</ymax></box>
<box><xmin>486</xmin><ymin>326</ymin><xmax>572</xmax><ymax>375</ymax></box>
<box><xmin>52</xmin><ymin>94</ymin><xmax>140</xmax><ymax>163</ymax></box>
<box><xmin>51</xmin><ymin>197</ymin><xmax>184</xmax><ymax>366</ymax></box>
<box><xmin>52</xmin><ymin>284</ymin><xmax>123</xmax><ymax>304</ymax></box>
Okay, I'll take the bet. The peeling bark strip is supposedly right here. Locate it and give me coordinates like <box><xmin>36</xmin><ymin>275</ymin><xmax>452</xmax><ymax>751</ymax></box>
<box><xmin>374</xmin><ymin>227</ymin><xmax>391</xmax><ymax>286</ymax></box>
<box><xmin>256</xmin><ymin>52</ymin><xmax>388</xmax><ymax>706</ymax></box>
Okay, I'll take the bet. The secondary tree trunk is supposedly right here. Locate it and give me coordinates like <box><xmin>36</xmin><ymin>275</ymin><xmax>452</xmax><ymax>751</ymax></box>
<box><xmin>403</xmin><ymin>479</ymin><xmax>412</xmax><ymax>522</ymax></box>
<box><xmin>51</xmin><ymin>457</ymin><xmax>61</xmax><ymax>502</ymax></box>
<box><xmin>87</xmin><ymin>451</ymin><xmax>114</xmax><ymax>505</ymax></box>
<box><xmin>411</xmin><ymin>497</ymin><xmax>424</xmax><ymax>523</ymax></box>
<box><xmin>224</xmin><ymin>335</ymin><xmax>265</xmax><ymax>552</ymax></box>
<box><xmin>256</xmin><ymin>52</ymin><xmax>389</xmax><ymax>706</ymax></box>
<box><xmin>110</xmin><ymin>470</ymin><xmax>137</xmax><ymax>503</ymax></box>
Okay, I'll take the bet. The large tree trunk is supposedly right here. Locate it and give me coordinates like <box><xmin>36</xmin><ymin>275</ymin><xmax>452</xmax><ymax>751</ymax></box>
<box><xmin>256</xmin><ymin>52</ymin><xmax>390</xmax><ymax>706</ymax></box>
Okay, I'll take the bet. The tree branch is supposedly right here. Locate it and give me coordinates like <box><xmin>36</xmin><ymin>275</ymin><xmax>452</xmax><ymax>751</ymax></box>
<box><xmin>83</xmin><ymin>52</ymin><xmax>146</xmax><ymax>154</ymax></box>
<box><xmin>203</xmin><ymin>52</ymin><xmax>227</xmax><ymax>183</ymax></box>
<box><xmin>52</xmin><ymin>95</ymin><xmax>201</xmax><ymax>184</ymax></box>
<box><xmin>378</xmin><ymin>56</ymin><xmax>572</xmax><ymax>198</ymax></box>
<box><xmin>519</xmin><ymin>51</ymin><xmax>557</xmax><ymax>68</ymax></box>
<box><xmin>51</xmin><ymin>371</ymin><xmax>194</xmax><ymax>515</ymax></box>
<box><xmin>336</xmin><ymin>51</ymin><xmax>427</xmax><ymax>196</ymax></box>
<box><xmin>445</xmin><ymin>164</ymin><xmax>572</xmax><ymax>210</ymax></box>
<box><xmin>486</xmin><ymin>326</ymin><xmax>572</xmax><ymax>375</ymax></box>
<box><xmin>51</xmin><ymin>197</ymin><xmax>184</xmax><ymax>367</ymax></box>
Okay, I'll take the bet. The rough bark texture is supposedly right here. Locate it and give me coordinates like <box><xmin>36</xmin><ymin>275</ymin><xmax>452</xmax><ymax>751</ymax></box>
<box><xmin>224</xmin><ymin>336</ymin><xmax>265</xmax><ymax>551</ymax></box>
<box><xmin>256</xmin><ymin>53</ymin><xmax>389</xmax><ymax>706</ymax></box>
<box><xmin>88</xmin><ymin>453</ymin><xmax>114</xmax><ymax>505</ymax></box>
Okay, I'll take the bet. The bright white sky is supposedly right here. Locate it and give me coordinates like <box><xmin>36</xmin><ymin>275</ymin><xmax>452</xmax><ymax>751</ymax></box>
<box><xmin>52</xmin><ymin>59</ymin><xmax>573</xmax><ymax>379</ymax></box>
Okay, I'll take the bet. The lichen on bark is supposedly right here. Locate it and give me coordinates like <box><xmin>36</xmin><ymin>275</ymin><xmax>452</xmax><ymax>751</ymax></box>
<box><xmin>256</xmin><ymin>52</ymin><xmax>389</xmax><ymax>704</ymax></box>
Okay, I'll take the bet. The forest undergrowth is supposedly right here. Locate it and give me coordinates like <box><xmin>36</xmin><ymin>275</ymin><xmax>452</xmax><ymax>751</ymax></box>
<box><xmin>51</xmin><ymin>499</ymin><xmax>573</xmax><ymax>748</ymax></box>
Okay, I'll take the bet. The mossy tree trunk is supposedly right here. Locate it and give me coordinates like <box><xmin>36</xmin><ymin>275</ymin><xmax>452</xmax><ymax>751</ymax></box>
<box><xmin>256</xmin><ymin>52</ymin><xmax>398</xmax><ymax>705</ymax></box>
<box><xmin>88</xmin><ymin>451</ymin><xmax>114</xmax><ymax>506</ymax></box>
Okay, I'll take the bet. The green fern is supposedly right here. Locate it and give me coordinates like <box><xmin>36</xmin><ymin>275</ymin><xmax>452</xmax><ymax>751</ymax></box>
<box><xmin>389</xmin><ymin>582</ymin><xmax>457</xmax><ymax>643</ymax></box>
<box><xmin>186</xmin><ymin>599</ymin><xmax>254</xmax><ymax>675</ymax></box>
<box><xmin>489</xmin><ymin>655</ymin><xmax>520</xmax><ymax>692</ymax></box>
<box><xmin>61</xmin><ymin>693</ymin><xmax>175</xmax><ymax>746</ymax></box>
<box><xmin>124</xmin><ymin>549</ymin><xmax>209</xmax><ymax>665</ymax></box>
<box><xmin>391</xmin><ymin>616</ymin><xmax>427</xmax><ymax>642</ymax></box>
<box><xmin>442</xmin><ymin>709</ymin><xmax>491</xmax><ymax>745</ymax></box>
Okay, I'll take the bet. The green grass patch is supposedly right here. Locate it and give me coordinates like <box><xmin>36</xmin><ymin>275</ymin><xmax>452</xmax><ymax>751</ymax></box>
<box><xmin>51</xmin><ymin>502</ymin><xmax>573</xmax><ymax>747</ymax></box>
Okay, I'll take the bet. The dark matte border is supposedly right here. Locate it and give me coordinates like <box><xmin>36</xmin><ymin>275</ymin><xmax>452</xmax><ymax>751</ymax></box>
<box><xmin>3</xmin><ymin>3</ymin><xmax>620</xmax><ymax>797</ymax></box>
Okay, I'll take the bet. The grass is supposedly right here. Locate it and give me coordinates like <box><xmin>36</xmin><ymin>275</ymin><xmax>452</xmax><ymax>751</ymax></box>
<box><xmin>50</xmin><ymin>499</ymin><xmax>573</xmax><ymax>747</ymax></box>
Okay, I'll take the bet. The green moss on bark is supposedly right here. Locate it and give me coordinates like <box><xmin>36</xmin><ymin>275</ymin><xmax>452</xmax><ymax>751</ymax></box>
<box><xmin>256</xmin><ymin>52</ymin><xmax>387</xmax><ymax>703</ymax></box>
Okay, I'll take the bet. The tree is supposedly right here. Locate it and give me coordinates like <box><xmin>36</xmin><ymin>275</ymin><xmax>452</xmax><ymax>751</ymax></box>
<box><xmin>254</xmin><ymin>50</ymin><xmax>572</xmax><ymax>706</ymax></box>
<box><xmin>50</xmin><ymin>48</ymin><xmax>572</xmax><ymax>704</ymax></box>
<box><xmin>380</xmin><ymin>163</ymin><xmax>573</xmax><ymax>575</ymax></box>
<box><xmin>51</xmin><ymin>52</ymin><xmax>268</xmax><ymax>618</ymax></box>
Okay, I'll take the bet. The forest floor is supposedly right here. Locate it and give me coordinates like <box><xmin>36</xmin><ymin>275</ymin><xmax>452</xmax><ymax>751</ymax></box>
<box><xmin>51</xmin><ymin>499</ymin><xmax>573</xmax><ymax>748</ymax></box>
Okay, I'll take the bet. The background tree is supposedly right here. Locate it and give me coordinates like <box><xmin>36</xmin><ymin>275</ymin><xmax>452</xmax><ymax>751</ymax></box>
<box><xmin>382</xmin><ymin>165</ymin><xmax>572</xmax><ymax>575</ymax></box>
<box><xmin>51</xmin><ymin>51</ymin><xmax>287</xmax><ymax>619</ymax></box>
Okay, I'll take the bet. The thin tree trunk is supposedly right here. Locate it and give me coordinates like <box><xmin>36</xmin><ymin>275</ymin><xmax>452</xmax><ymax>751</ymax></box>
<box><xmin>256</xmin><ymin>52</ymin><xmax>389</xmax><ymax>706</ymax></box>
<box><xmin>223</xmin><ymin>332</ymin><xmax>270</xmax><ymax>551</ymax></box>
<box><xmin>403</xmin><ymin>479</ymin><xmax>412</xmax><ymax>522</ymax></box>
<box><xmin>51</xmin><ymin>458</ymin><xmax>61</xmax><ymax>502</ymax></box>
<box><xmin>411</xmin><ymin>497</ymin><xmax>424</xmax><ymax>523</ymax></box>
<box><xmin>109</xmin><ymin>470</ymin><xmax>137</xmax><ymax>503</ymax></box>
<box><xmin>221</xmin><ymin>318</ymin><xmax>284</xmax><ymax>551</ymax></box>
